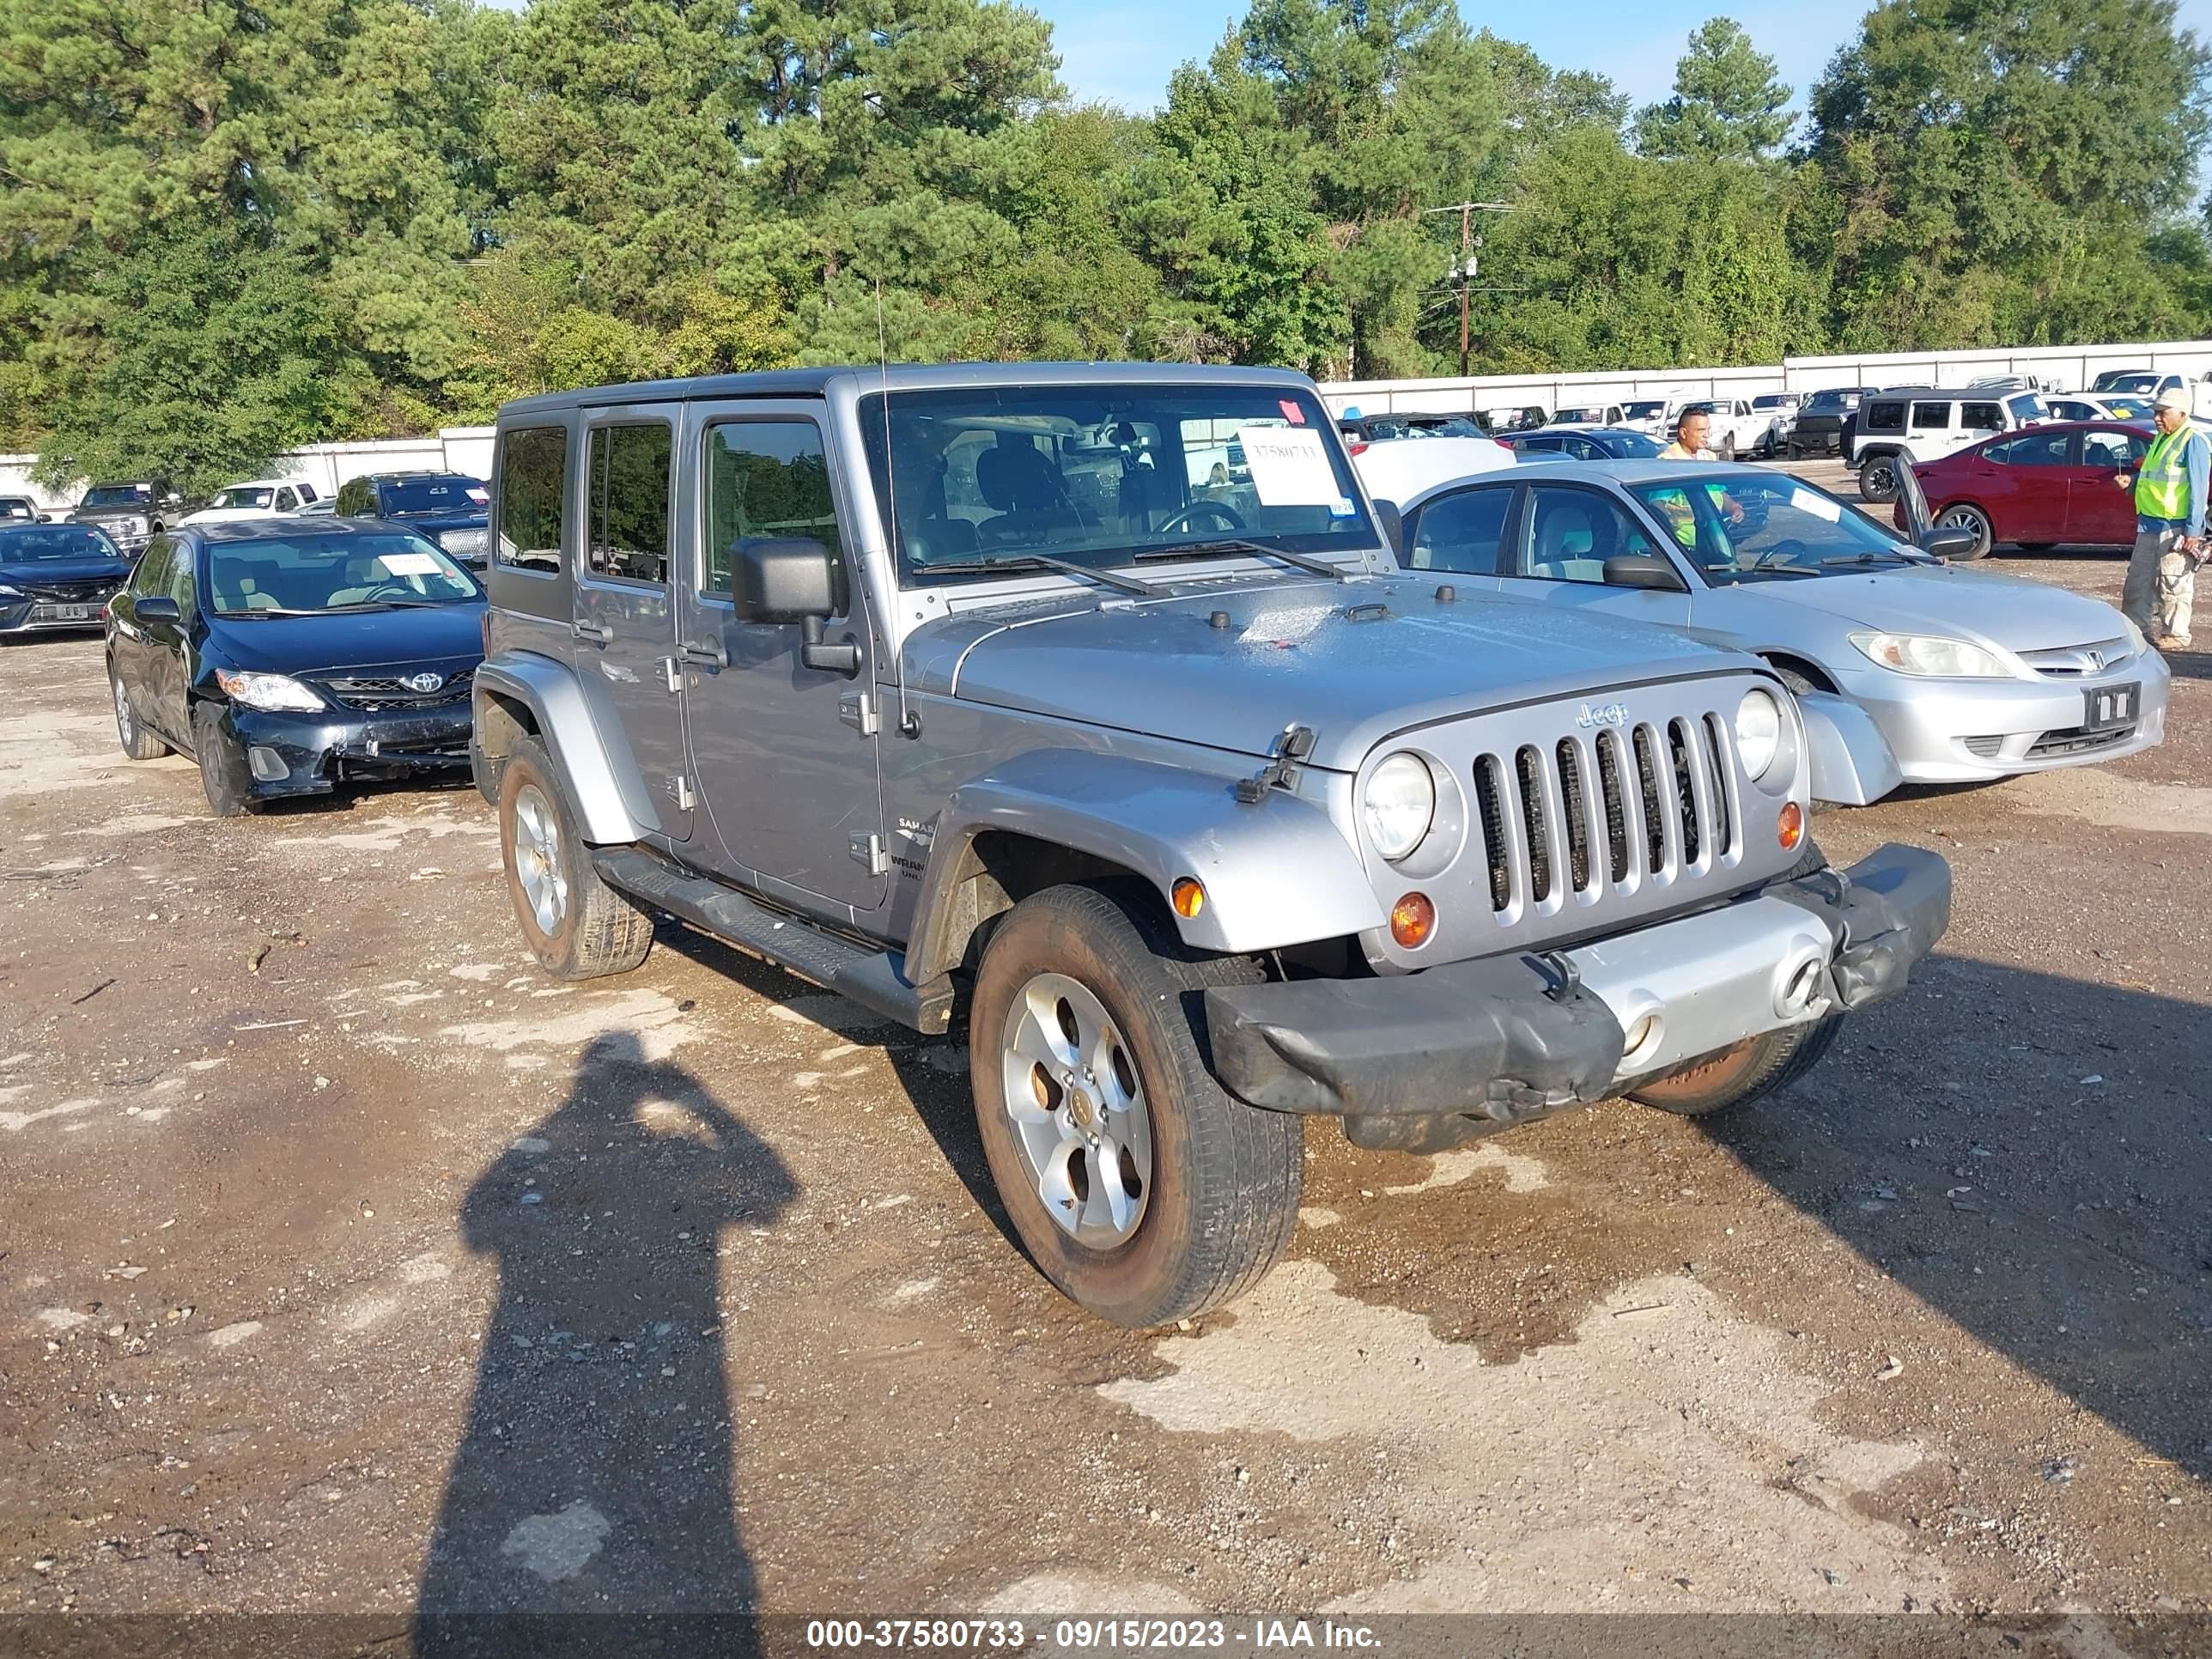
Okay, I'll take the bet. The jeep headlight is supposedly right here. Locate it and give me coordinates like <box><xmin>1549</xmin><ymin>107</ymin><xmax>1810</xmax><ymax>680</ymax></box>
<box><xmin>1848</xmin><ymin>631</ymin><xmax>2009</xmax><ymax>678</ymax></box>
<box><xmin>215</xmin><ymin>670</ymin><xmax>326</xmax><ymax>713</ymax></box>
<box><xmin>1735</xmin><ymin>688</ymin><xmax>1783</xmax><ymax>780</ymax></box>
<box><xmin>1362</xmin><ymin>752</ymin><xmax>1436</xmax><ymax>862</ymax></box>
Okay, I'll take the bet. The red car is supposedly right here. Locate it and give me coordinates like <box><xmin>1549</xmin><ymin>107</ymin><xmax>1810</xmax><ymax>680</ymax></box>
<box><xmin>1897</xmin><ymin>420</ymin><xmax>2151</xmax><ymax>560</ymax></box>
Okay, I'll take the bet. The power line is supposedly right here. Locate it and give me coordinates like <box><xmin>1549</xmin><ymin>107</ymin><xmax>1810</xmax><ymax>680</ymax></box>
<box><xmin>1426</xmin><ymin>201</ymin><xmax>1517</xmax><ymax>377</ymax></box>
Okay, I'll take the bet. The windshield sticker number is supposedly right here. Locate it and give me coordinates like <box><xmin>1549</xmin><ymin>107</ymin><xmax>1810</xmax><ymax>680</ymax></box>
<box><xmin>1789</xmin><ymin>488</ymin><xmax>1843</xmax><ymax>523</ymax></box>
<box><xmin>1236</xmin><ymin>426</ymin><xmax>1340</xmax><ymax>507</ymax></box>
<box><xmin>378</xmin><ymin>551</ymin><xmax>442</xmax><ymax>576</ymax></box>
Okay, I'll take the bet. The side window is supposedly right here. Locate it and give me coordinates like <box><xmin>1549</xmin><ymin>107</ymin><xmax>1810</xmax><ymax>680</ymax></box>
<box><xmin>702</xmin><ymin>421</ymin><xmax>844</xmax><ymax>605</ymax></box>
<box><xmin>274</xmin><ymin>487</ymin><xmax>298</xmax><ymax>512</ymax></box>
<box><xmin>1516</xmin><ymin>485</ymin><xmax>1664</xmax><ymax>584</ymax></box>
<box><xmin>1863</xmin><ymin>401</ymin><xmax>1906</xmax><ymax>434</ymax></box>
<box><xmin>130</xmin><ymin>536</ymin><xmax>173</xmax><ymax>595</ymax></box>
<box><xmin>495</xmin><ymin>427</ymin><xmax>568</xmax><ymax>573</ymax></box>
<box><xmin>1563</xmin><ymin>435</ymin><xmax>1600</xmax><ymax>460</ymax></box>
<box><xmin>165</xmin><ymin>542</ymin><xmax>198</xmax><ymax>617</ymax></box>
<box><xmin>1959</xmin><ymin>402</ymin><xmax>2002</xmax><ymax>431</ymax></box>
<box><xmin>2082</xmin><ymin>429</ymin><xmax>2148</xmax><ymax>471</ymax></box>
<box><xmin>1408</xmin><ymin>486</ymin><xmax>1512</xmax><ymax>574</ymax></box>
<box><xmin>1523</xmin><ymin>434</ymin><xmax>1563</xmax><ymax>453</ymax></box>
<box><xmin>296</xmin><ymin>481</ymin><xmax>318</xmax><ymax>503</ymax></box>
<box><xmin>1987</xmin><ymin>430</ymin><xmax>2072</xmax><ymax>467</ymax></box>
<box><xmin>335</xmin><ymin>478</ymin><xmax>364</xmax><ymax>516</ymax></box>
<box><xmin>1911</xmin><ymin>402</ymin><xmax>1953</xmax><ymax>430</ymax></box>
<box><xmin>584</xmin><ymin>422</ymin><xmax>673</xmax><ymax>585</ymax></box>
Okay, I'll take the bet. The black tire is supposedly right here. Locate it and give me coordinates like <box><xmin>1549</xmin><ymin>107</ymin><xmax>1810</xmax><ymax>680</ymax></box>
<box><xmin>1718</xmin><ymin>434</ymin><xmax>1737</xmax><ymax>462</ymax></box>
<box><xmin>498</xmin><ymin>736</ymin><xmax>653</xmax><ymax>981</ymax></box>
<box><xmin>969</xmin><ymin>880</ymin><xmax>1303</xmax><ymax>1328</ymax></box>
<box><xmin>2017</xmin><ymin>541</ymin><xmax>2056</xmax><ymax>553</ymax></box>
<box><xmin>192</xmin><ymin>703</ymin><xmax>255</xmax><ymax>817</ymax></box>
<box><xmin>1935</xmin><ymin>503</ymin><xmax>1994</xmax><ymax>561</ymax></box>
<box><xmin>1857</xmin><ymin>453</ymin><xmax>1902</xmax><ymax>504</ymax></box>
<box><xmin>111</xmin><ymin>661</ymin><xmax>168</xmax><ymax>759</ymax></box>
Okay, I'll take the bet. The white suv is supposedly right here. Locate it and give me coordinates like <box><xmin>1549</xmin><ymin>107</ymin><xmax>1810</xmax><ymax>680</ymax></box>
<box><xmin>1849</xmin><ymin>388</ymin><xmax>2047</xmax><ymax>503</ymax></box>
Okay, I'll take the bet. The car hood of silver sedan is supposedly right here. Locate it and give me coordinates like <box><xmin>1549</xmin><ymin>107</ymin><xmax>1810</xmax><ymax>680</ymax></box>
<box><xmin>1729</xmin><ymin>563</ymin><xmax>2130</xmax><ymax>653</ymax></box>
<box><xmin>907</xmin><ymin>575</ymin><xmax>1745</xmax><ymax>770</ymax></box>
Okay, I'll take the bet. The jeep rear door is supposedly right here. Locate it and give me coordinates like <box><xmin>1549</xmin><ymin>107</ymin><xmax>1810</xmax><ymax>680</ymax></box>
<box><xmin>678</xmin><ymin>401</ymin><xmax>886</xmax><ymax>916</ymax></box>
<box><xmin>574</xmin><ymin>405</ymin><xmax>692</xmax><ymax>842</ymax></box>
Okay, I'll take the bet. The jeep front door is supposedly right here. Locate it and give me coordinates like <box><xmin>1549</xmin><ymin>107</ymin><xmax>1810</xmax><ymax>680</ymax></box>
<box><xmin>573</xmin><ymin>411</ymin><xmax>691</xmax><ymax>842</ymax></box>
<box><xmin>679</xmin><ymin>407</ymin><xmax>884</xmax><ymax>915</ymax></box>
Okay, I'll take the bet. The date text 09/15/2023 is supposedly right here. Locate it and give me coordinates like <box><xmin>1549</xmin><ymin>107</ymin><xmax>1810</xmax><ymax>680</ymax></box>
<box><xmin>804</xmin><ymin>1620</ymin><xmax>1383</xmax><ymax>1651</ymax></box>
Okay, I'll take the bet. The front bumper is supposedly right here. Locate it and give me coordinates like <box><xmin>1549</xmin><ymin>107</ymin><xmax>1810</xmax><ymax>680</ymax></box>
<box><xmin>224</xmin><ymin>700</ymin><xmax>474</xmax><ymax>799</ymax></box>
<box><xmin>1205</xmin><ymin>844</ymin><xmax>1950</xmax><ymax>1141</ymax></box>
<box><xmin>1840</xmin><ymin>653</ymin><xmax>2169</xmax><ymax>782</ymax></box>
<box><xmin>0</xmin><ymin>595</ymin><xmax>117</xmax><ymax>634</ymax></box>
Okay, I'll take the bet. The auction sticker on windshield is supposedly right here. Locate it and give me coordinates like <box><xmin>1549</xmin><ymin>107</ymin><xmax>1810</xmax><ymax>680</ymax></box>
<box><xmin>1790</xmin><ymin>488</ymin><xmax>1844</xmax><ymax>523</ymax></box>
<box><xmin>378</xmin><ymin>551</ymin><xmax>443</xmax><ymax>576</ymax></box>
<box><xmin>1236</xmin><ymin>426</ymin><xmax>1341</xmax><ymax>507</ymax></box>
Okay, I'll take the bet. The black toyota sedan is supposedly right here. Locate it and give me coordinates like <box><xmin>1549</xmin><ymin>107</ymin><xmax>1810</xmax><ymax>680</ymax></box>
<box><xmin>0</xmin><ymin>522</ymin><xmax>133</xmax><ymax>636</ymax></box>
<box><xmin>106</xmin><ymin>520</ymin><xmax>485</xmax><ymax>816</ymax></box>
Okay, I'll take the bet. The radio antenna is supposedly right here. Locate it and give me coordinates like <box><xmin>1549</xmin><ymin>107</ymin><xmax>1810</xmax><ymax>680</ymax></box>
<box><xmin>877</xmin><ymin>277</ymin><xmax>920</xmax><ymax>739</ymax></box>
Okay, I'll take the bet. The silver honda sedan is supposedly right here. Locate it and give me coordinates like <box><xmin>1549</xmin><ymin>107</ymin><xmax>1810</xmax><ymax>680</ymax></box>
<box><xmin>1376</xmin><ymin>459</ymin><xmax>2168</xmax><ymax>804</ymax></box>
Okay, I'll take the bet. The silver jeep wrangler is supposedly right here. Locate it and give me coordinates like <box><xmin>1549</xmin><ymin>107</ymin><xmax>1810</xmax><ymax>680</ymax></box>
<box><xmin>471</xmin><ymin>363</ymin><xmax>1949</xmax><ymax>1328</ymax></box>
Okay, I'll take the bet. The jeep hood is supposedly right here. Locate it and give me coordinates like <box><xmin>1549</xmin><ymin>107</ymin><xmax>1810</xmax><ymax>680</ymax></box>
<box><xmin>910</xmin><ymin>578</ymin><xmax>1744</xmax><ymax>769</ymax></box>
<box><xmin>1747</xmin><ymin>565</ymin><xmax>2129</xmax><ymax>653</ymax></box>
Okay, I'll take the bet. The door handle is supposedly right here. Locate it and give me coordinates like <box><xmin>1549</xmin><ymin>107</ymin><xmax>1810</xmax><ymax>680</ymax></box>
<box><xmin>680</xmin><ymin>639</ymin><xmax>727</xmax><ymax>673</ymax></box>
<box><xmin>572</xmin><ymin>620</ymin><xmax>612</xmax><ymax>647</ymax></box>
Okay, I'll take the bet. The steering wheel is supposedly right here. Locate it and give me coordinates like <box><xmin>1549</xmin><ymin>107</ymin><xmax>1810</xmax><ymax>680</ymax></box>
<box><xmin>1158</xmin><ymin>498</ymin><xmax>1247</xmax><ymax>534</ymax></box>
<box><xmin>1742</xmin><ymin>538</ymin><xmax>1808</xmax><ymax>571</ymax></box>
<box><xmin>353</xmin><ymin>580</ymin><xmax>424</xmax><ymax>603</ymax></box>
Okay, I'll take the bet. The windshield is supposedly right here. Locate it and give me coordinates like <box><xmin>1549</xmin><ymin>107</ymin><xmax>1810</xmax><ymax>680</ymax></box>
<box><xmin>1622</xmin><ymin>401</ymin><xmax>1665</xmax><ymax>420</ymax></box>
<box><xmin>1753</xmin><ymin>394</ymin><xmax>1792</xmax><ymax>409</ymax></box>
<box><xmin>0</xmin><ymin>499</ymin><xmax>37</xmax><ymax>520</ymax></box>
<box><xmin>82</xmin><ymin>484</ymin><xmax>152</xmax><ymax>508</ymax></box>
<box><xmin>0</xmin><ymin>525</ymin><xmax>120</xmax><ymax>563</ymax></box>
<box><xmin>1804</xmin><ymin>392</ymin><xmax>1853</xmax><ymax>411</ymax></box>
<box><xmin>381</xmin><ymin>477</ymin><xmax>487</xmax><ymax>515</ymax></box>
<box><xmin>859</xmin><ymin>383</ymin><xmax>1374</xmax><ymax>587</ymax></box>
<box><xmin>207</xmin><ymin>532</ymin><xmax>480</xmax><ymax>615</ymax></box>
<box><xmin>1632</xmin><ymin>473</ymin><xmax>1919</xmax><ymax>584</ymax></box>
<box><xmin>2097</xmin><ymin>373</ymin><xmax>2158</xmax><ymax>393</ymax></box>
<box><xmin>1553</xmin><ymin>408</ymin><xmax>1601</xmax><ymax>423</ymax></box>
<box><xmin>2100</xmin><ymin>397</ymin><xmax>2151</xmax><ymax>420</ymax></box>
<box><xmin>216</xmin><ymin>487</ymin><xmax>276</xmax><ymax>511</ymax></box>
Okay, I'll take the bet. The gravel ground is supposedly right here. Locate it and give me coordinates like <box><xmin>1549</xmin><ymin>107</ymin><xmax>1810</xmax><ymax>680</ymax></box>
<box><xmin>0</xmin><ymin>486</ymin><xmax>2205</xmax><ymax>1644</ymax></box>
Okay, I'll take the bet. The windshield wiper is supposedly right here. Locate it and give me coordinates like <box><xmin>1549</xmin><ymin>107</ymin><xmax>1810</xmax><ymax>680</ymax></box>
<box><xmin>1821</xmin><ymin>550</ymin><xmax>1931</xmax><ymax>568</ymax></box>
<box><xmin>1133</xmin><ymin>538</ymin><xmax>1354</xmax><ymax>583</ymax></box>
<box><xmin>915</xmin><ymin>555</ymin><xmax>1163</xmax><ymax>598</ymax></box>
<box><xmin>217</xmin><ymin>606</ymin><xmax>320</xmax><ymax>617</ymax></box>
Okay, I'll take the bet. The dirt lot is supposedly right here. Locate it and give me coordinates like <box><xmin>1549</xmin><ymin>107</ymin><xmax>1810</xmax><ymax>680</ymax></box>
<box><xmin>2</xmin><ymin>495</ymin><xmax>2208</xmax><ymax>1644</ymax></box>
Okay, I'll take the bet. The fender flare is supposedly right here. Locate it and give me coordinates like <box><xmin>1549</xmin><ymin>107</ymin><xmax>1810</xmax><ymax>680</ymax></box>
<box><xmin>472</xmin><ymin>653</ymin><xmax>659</xmax><ymax>844</ymax></box>
<box><xmin>1796</xmin><ymin>689</ymin><xmax>1902</xmax><ymax>807</ymax></box>
<box><xmin>904</xmin><ymin>750</ymin><xmax>1387</xmax><ymax>982</ymax></box>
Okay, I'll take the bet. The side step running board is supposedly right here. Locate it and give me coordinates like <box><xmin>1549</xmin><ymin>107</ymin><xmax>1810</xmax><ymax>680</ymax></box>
<box><xmin>592</xmin><ymin>848</ymin><xmax>955</xmax><ymax>1035</ymax></box>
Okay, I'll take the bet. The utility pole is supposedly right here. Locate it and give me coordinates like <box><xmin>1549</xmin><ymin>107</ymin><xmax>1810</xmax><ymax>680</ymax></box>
<box><xmin>1423</xmin><ymin>201</ymin><xmax>1514</xmax><ymax>380</ymax></box>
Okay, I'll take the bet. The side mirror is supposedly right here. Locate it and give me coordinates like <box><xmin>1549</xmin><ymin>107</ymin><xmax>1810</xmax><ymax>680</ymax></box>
<box><xmin>730</xmin><ymin>537</ymin><xmax>857</xmax><ymax>676</ymax></box>
<box><xmin>1918</xmin><ymin>526</ymin><xmax>1978</xmax><ymax>560</ymax></box>
<box><xmin>165</xmin><ymin>493</ymin><xmax>184</xmax><ymax>507</ymax></box>
<box><xmin>1370</xmin><ymin>500</ymin><xmax>1405</xmax><ymax>560</ymax></box>
<box><xmin>135</xmin><ymin>594</ymin><xmax>181</xmax><ymax>626</ymax></box>
<box><xmin>1602</xmin><ymin>555</ymin><xmax>1688</xmax><ymax>592</ymax></box>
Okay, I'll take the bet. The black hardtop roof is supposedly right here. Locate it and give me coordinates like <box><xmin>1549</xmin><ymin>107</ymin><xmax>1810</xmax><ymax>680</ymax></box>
<box><xmin>497</xmin><ymin>360</ymin><xmax>1316</xmax><ymax>422</ymax></box>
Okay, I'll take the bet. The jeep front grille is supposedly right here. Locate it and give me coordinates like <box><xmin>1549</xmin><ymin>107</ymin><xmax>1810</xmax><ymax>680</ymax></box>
<box><xmin>1474</xmin><ymin>717</ymin><xmax>1742</xmax><ymax>916</ymax></box>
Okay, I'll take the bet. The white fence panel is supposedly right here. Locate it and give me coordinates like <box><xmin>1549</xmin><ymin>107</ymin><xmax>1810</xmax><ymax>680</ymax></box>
<box><xmin>0</xmin><ymin>427</ymin><xmax>501</xmax><ymax>514</ymax></box>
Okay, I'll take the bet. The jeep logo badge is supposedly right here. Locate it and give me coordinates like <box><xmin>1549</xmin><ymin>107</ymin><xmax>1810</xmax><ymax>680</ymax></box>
<box><xmin>1576</xmin><ymin>701</ymin><xmax>1629</xmax><ymax>730</ymax></box>
<box><xmin>402</xmin><ymin>672</ymin><xmax>445</xmax><ymax>693</ymax></box>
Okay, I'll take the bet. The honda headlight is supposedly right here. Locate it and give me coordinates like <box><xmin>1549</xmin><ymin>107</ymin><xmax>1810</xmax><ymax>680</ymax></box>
<box><xmin>1362</xmin><ymin>752</ymin><xmax>1436</xmax><ymax>862</ymax></box>
<box><xmin>1735</xmin><ymin>687</ymin><xmax>1782</xmax><ymax>779</ymax></box>
<box><xmin>215</xmin><ymin>670</ymin><xmax>325</xmax><ymax>713</ymax></box>
<box><xmin>1848</xmin><ymin>632</ymin><xmax>2010</xmax><ymax>678</ymax></box>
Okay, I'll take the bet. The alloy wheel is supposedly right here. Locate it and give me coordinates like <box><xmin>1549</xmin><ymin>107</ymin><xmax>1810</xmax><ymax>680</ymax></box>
<box><xmin>999</xmin><ymin>971</ymin><xmax>1153</xmax><ymax>1248</ymax></box>
<box><xmin>1937</xmin><ymin>505</ymin><xmax>1991</xmax><ymax>557</ymax></box>
<box><xmin>511</xmin><ymin>784</ymin><xmax>569</xmax><ymax>937</ymax></box>
<box><xmin>112</xmin><ymin>675</ymin><xmax>134</xmax><ymax>746</ymax></box>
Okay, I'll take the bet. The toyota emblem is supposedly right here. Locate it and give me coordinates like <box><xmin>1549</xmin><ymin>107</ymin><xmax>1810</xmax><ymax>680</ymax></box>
<box><xmin>401</xmin><ymin>672</ymin><xmax>445</xmax><ymax>693</ymax></box>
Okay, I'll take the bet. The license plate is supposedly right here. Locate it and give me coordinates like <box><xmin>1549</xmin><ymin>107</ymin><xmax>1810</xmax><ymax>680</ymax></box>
<box><xmin>2083</xmin><ymin>682</ymin><xmax>2139</xmax><ymax>731</ymax></box>
<box><xmin>31</xmin><ymin>603</ymin><xmax>96</xmax><ymax>622</ymax></box>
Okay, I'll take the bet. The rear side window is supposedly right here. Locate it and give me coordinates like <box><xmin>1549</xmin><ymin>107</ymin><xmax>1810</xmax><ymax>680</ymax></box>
<box><xmin>1863</xmin><ymin>401</ymin><xmax>1906</xmax><ymax>434</ymax></box>
<box><xmin>1409</xmin><ymin>485</ymin><xmax>1512</xmax><ymax>574</ymax></box>
<box><xmin>702</xmin><ymin>421</ymin><xmax>844</xmax><ymax>604</ymax></box>
<box><xmin>495</xmin><ymin>428</ymin><xmax>568</xmax><ymax>573</ymax></box>
<box><xmin>1960</xmin><ymin>402</ymin><xmax>2002</xmax><ymax>431</ymax></box>
<box><xmin>584</xmin><ymin>423</ymin><xmax>674</xmax><ymax>585</ymax></box>
<box><xmin>129</xmin><ymin>536</ymin><xmax>174</xmax><ymax>594</ymax></box>
<box><xmin>1987</xmin><ymin>431</ymin><xmax>2072</xmax><ymax>466</ymax></box>
<box><xmin>1910</xmin><ymin>403</ymin><xmax>1953</xmax><ymax>430</ymax></box>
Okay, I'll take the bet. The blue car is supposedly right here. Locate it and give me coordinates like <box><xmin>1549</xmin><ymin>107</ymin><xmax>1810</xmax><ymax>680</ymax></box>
<box><xmin>1499</xmin><ymin>427</ymin><xmax>1665</xmax><ymax>462</ymax></box>
<box><xmin>0</xmin><ymin>522</ymin><xmax>132</xmax><ymax>636</ymax></box>
<box><xmin>105</xmin><ymin>519</ymin><xmax>486</xmax><ymax>816</ymax></box>
<box><xmin>334</xmin><ymin>471</ymin><xmax>490</xmax><ymax>565</ymax></box>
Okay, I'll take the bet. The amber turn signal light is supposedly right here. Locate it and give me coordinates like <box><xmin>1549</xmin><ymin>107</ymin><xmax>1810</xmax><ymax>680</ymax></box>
<box><xmin>1389</xmin><ymin>891</ymin><xmax>1436</xmax><ymax>949</ymax></box>
<box><xmin>1170</xmin><ymin>878</ymin><xmax>1206</xmax><ymax>918</ymax></box>
<box><xmin>1777</xmin><ymin>800</ymin><xmax>1804</xmax><ymax>852</ymax></box>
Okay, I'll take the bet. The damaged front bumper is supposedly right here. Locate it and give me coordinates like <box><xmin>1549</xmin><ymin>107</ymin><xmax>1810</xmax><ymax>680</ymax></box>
<box><xmin>1205</xmin><ymin>843</ymin><xmax>1950</xmax><ymax>1147</ymax></box>
<box><xmin>225</xmin><ymin>702</ymin><xmax>474</xmax><ymax>800</ymax></box>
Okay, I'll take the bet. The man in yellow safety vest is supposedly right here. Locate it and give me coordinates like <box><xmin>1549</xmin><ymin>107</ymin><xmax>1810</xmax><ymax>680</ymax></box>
<box><xmin>2119</xmin><ymin>386</ymin><xmax>2209</xmax><ymax>649</ymax></box>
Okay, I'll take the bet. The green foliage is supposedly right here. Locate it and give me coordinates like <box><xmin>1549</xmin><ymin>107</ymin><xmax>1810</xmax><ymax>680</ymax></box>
<box><xmin>1633</xmin><ymin>19</ymin><xmax>1794</xmax><ymax>162</ymax></box>
<box><xmin>33</xmin><ymin>223</ymin><xmax>344</xmax><ymax>498</ymax></box>
<box><xmin>3</xmin><ymin>0</ymin><xmax>2210</xmax><ymax>481</ymax></box>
